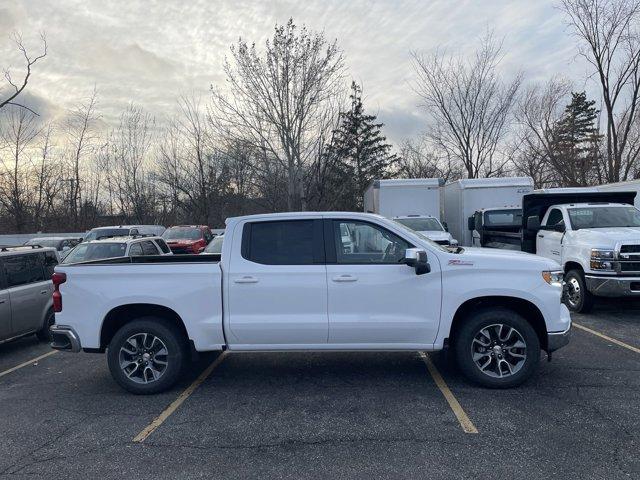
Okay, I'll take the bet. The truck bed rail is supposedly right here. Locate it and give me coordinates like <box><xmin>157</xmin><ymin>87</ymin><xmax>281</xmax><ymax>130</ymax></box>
<box><xmin>65</xmin><ymin>254</ymin><xmax>221</xmax><ymax>266</ymax></box>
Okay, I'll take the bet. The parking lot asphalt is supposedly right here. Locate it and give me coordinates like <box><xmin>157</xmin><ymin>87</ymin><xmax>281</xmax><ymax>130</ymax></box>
<box><xmin>0</xmin><ymin>301</ymin><xmax>639</xmax><ymax>479</ymax></box>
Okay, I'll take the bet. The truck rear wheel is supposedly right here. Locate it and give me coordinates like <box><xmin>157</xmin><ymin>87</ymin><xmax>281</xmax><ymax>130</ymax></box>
<box><xmin>563</xmin><ymin>269</ymin><xmax>594</xmax><ymax>313</ymax></box>
<box><xmin>454</xmin><ymin>308</ymin><xmax>540</xmax><ymax>388</ymax></box>
<box><xmin>107</xmin><ymin>317</ymin><xmax>188</xmax><ymax>394</ymax></box>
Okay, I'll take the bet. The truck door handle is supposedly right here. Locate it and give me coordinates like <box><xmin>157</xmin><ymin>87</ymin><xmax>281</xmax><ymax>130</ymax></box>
<box><xmin>40</xmin><ymin>289</ymin><xmax>48</xmax><ymax>295</ymax></box>
<box><xmin>538</xmin><ymin>234</ymin><xmax>544</xmax><ymax>238</ymax></box>
<box><xmin>234</xmin><ymin>276</ymin><xmax>258</xmax><ymax>284</ymax></box>
<box><xmin>0</xmin><ymin>300</ymin><xmax>4</xmax><ymax>304</ymax></box>
<box><xmin>332</xmin><ymin>275</ymin><xmax>358</xmax><ymax>282</ymax></box>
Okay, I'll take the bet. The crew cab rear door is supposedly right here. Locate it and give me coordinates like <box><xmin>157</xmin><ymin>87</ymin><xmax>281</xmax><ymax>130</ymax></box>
<box><xmin>324</xmin><ymin>219</ymin><xmax>441</xmax><ymax>346</ymax></box>
<box><xmin>226</xmin><ymin>218</ymin><xmax>328</xmax><ymax>347</ymax></box>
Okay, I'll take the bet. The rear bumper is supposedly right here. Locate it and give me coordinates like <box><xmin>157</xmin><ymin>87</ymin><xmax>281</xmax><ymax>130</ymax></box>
<box><xmin>547</xmin><ymin>305</ymin><xmax>571</xmax><ymax>353</ymax></box>
<box><xmin>50</xmin><ymin>325</ymin><xmax>81</xmax><ymax>352</ymax></box>
<box><xmin>585</xmin><ymin>275</ymin><xmax>640</xmax><ymax>297</ymax></box>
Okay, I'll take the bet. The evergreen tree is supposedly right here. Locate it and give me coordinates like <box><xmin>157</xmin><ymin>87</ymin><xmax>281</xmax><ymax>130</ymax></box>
<box><xmin>550</xmin><ymin>92</ymin><xmax>601</xmax><ymax>186</ymax></box>
<box><xmin>326</xmin><ymin>81</ymin><xmax>399</xmax><ymax>210</ymax></box>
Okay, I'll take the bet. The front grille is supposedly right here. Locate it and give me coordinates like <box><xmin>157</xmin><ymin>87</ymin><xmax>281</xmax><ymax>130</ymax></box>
<box><xmin>620</xmin><ymin>262</ymin><xmax>640</xmax><ymax>272</ymax></box>
<box><xmin>620</xmin><ymin>244</ymin><xmax>640</xmax><ymax>254</ymax></box>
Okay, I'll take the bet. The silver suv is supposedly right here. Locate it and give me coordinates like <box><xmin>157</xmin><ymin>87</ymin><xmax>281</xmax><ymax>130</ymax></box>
<box><xmin>0</xmin><ymin>246</ymin><xmax>58</xmax><ymax>344</ymax></box>
<box><xmin>62</xmin><ymin>236</ymin><xmax>172</xmax><ymax>264</ymax></box>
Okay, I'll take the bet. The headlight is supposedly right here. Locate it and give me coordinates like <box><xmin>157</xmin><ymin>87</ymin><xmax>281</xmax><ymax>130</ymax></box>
<box><xmin>542</xmin><ymin>270</ymin><xmax>563</xmax><ymax>287</ymax></box>
<box><xmin>590</xmin><ymin>249</ymin><xmax>615</xmax><ymax>271</ymax></box>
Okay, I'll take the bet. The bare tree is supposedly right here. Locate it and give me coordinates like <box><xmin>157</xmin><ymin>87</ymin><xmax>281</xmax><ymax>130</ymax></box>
<box><xmin>512</xmin><ymin>78</ymin><xmax>573</xmax><ymax>187</ymax></box>
<box><xmin>210</xmin><ymin>19</ymin><xmax>345</xmax><ymax>210</ymax></box>
<box><xmin>0</xmin><ymin>32</ymin><xmax>47</xmax><ymax>115</ymax></box>
<box><xmin>397</xmin><ymin>138</ymin><xmax>462</xmax><ymax>181</ymax></box>
<box><xmin>0</xmin><ymin>108</ymin><xmax>42</xmax><ymax>231</ymax></box>
<box><xmin>561</xmin><ymin>0</ymin><xmax>640</xmax><ymax>181</ymax></box>
<box><xmin>64</xmin><ymin>88</ymin><xmax>99</xmax><ymax>228</ymax></box>
<box><xmin>412</xmin><ymin>34</ymin><xmax>521</xmax><ymax>178</ymax></box>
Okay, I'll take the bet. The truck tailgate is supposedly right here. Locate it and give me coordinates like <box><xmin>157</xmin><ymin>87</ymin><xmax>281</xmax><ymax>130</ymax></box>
<box><xmin>54</xmin><ymin>262</ymin><xmax>224</xmax><ymax>351</ymax></box>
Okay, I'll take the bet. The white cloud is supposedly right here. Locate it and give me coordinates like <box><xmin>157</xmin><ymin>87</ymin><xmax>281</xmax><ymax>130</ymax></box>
<box><xmin>0</xmin><ymin>0</ymin><xmax>592</xmax><ymax>145</ymax></box>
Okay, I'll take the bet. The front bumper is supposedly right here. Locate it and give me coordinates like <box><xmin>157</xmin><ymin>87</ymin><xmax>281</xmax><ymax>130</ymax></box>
<box><xmin>585</xmin><ymin>275</ymin><xmax>640</xmax><ymax>297</ymax></box>
<box><xmin>50</xmin><ymin>325</ymin><xmax>82</xmax><ymax>352</ymax></box>
<box><xmin>547</xmin><ymin>305</ymin><xmax>571</xmax><ymax>353</ymax></box>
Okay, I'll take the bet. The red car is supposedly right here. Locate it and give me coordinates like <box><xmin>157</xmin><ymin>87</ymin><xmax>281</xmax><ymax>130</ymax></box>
<box><xmin>162</xmin><ymin>225</ymin><xmax>213</xmax><ymax>254</ymax></box>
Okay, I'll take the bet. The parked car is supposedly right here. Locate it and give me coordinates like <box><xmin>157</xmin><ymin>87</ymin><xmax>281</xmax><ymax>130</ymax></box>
<box><xmin>203</xmin><ymin>235</ymin><xmax>224</xmax><ymax>255</ymax></box>
<box><xmin>523</xmin><ymin>191</ymin><xmax>640</xmax><ymax>313</ymax></box>
<box><xmin>83</xmin><ymin>225</ymin><xmax>165</xmax><ymax>242</ymax></box>
<box><xmin>62</xmin><ymin>236</ymin><xmax>172</xmax><ymax>264</ymax></box>
<box><xmin>0</xmin><ymin>245</ymin><xmax>58</xmax><ymax>344</ymax></box>
<box><xmin>24</xmin><ymin>237</ymin><xmax>82</xmax><ymax>258</ymax></box>
<box><xmin>393</xmin><ymin>215</ymin><xmax>458</xmax><ymax>246</ymax></box>
<box><xmin>51</xmin><ymin>212</ymin><xmax>570</xmax><ymax>394</ymax></box>
<box><xmin>162</xmin><ymin>225</ymin><xmax>213</xmax><ymax>254</ymax></box>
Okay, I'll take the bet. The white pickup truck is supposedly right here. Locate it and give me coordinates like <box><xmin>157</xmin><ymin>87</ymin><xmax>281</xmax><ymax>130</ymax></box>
<box><xmin>50</xmin><ymin>212</ymin><xmax>570</xmax><ymax>394</ymax></box>
<box><xmin>523</xmin><ymin>192</ymin><xmax>640</xmax><ymax>313</ymax></box>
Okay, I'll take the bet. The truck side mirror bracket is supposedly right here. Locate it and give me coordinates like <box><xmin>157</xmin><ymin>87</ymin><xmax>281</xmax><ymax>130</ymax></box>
<box><xmin>404</xmin><ymin>248</ymin><xmax>431</xmax><ymax>275</ymax></box>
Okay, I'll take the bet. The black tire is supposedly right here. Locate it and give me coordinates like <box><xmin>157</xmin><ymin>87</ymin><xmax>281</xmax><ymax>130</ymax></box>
<box><xmin>563</xmin><ymin>269</ymin><xmax>594</xmax><ymax>313</ymax></box>
<box><xmin>36</xmin><ymin>310</ymin><xmax>55</xmax><ymax>342</ymax></box>
<box><xmin>107</xmin><ymin>317</ymin><xmax>188</xmax><ymax>395</ymax></box>
<box><xmin>454</xmin><ymin>308</ymin><xmax>540</xmax><ymax>389</ymax></box>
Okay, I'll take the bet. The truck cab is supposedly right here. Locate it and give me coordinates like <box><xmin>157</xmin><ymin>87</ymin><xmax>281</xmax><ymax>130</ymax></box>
<box><xmin>523</xmin><ymin>192</ymin><xmax>640</xmax><ymax>312</ymax></box>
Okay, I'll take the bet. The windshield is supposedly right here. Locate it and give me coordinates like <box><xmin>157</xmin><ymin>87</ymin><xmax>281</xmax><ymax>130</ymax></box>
<box><xmin>391</xmin><ymin>220</ymin><xmax>449</xmax><ymax>252</ymax></box>
<box><xmin>395</xmin><ymin>217</ymin><xmax>443</xmax><ymax>232</ymax></box>
<box><xmin>84</xmin><ymin>228</ymin><xmax>129</xmax><ymax>241</ymax></box>
<box><xmin>484</xmin><ymin>209</ymin><xmax>522</xmax><ymax>227</ymax></box>
<box><xmin>62</xmin><ymin>242</ymin><xmax>127</xmax><ymax>263</ymax></box>
<box><xmin>162</xmin><ymin>227</ymin><xmax>202</xmax><ymax>241</ymax></box>
<box><xmin>568</xmin><ymin>206</ymin><xmax>640</xmax><ymax>229</ymax></box>
<box><xmin>25</xmin><ymin>239</ymin><xmax>60</xmax><ymax>248</ymax></box>
<box><xmin>204</xmin><ymin>236</ymin><xmax>224</xmax><ymax>254</ymax></box>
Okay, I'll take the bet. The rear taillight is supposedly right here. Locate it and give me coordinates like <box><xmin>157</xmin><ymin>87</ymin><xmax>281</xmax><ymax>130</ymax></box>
<box><xmin>52</xmin><ymin>272</ymin><xmax>66</xmax><ymax>313</ymax></box>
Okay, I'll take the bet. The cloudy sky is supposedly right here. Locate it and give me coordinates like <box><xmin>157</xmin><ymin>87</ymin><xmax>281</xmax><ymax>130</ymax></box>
<box><xmin>0</xmin><ymin>0</ymin><xmax>593</xmax><ymax>145</ymax></box>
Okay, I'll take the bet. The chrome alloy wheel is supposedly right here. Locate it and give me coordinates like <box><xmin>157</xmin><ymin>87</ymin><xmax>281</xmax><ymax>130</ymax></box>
<box><xmin>565</xmin><ymin>277</ymin><xmax>582</xmax><ymax>309</ymax></box>
<box><xmin>118</xmin><ymin>333</ymin><xmax>169</xmax><ymax>384</ymax></box>
<box><xmin>471</xmin><ymin>324</ymin><xmax>527</xmax><ymax>378</ymax></box>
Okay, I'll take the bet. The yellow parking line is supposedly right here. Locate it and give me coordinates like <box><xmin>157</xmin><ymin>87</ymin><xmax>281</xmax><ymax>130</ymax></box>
<box><xmin>573</xmin><ymin>323</ymin><xmax>640</xmax><ymax>355</ymax></box>
<box><xmin>419</xmin><ymin>352</ymin><xmax>478</xmax><ymax>434</ymax></box>
<box><xmin>0</xmin><ymin>350</ymin><xmax>58</xmax><ymax>379</ymax></box>
<box><xmin>133</xmin><ymin>351</ymin><xmax>228</xmax><ymax>443</ymax></box>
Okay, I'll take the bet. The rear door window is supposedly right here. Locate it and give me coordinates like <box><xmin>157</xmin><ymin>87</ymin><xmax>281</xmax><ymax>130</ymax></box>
<box><xmin>243</xmin><ymin>220</ymin><xmax>321</xmax><ymax>265</ymax></box>
<box><xmin>4</xmin><ymin>254</ymin><xmax>46</xmax><ymax>287</ymax></box>
<box><xmin>129</xmin><ymin>243</ymin><xmax>144</xmax><ymax>256</ymax></box>
<box><xmin>44</xmin><ymin>251</ymin><xmax>58</xmax><ymax>278</ymax></box>
<box><xmin>155</xmin><ymin>239</ymin><xmax>171</xmax><ymax>254</ymax></box>
<box><xmin>141</xmin><ymin>241</ymin><xmax>159</xmax><ymax>255</ymax></box>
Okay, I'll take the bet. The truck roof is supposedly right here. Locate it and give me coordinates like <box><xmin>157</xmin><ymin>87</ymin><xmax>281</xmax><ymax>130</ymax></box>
<box><xmin>225</xmin><ymin>211</ymin><xmax>389</xmax><ymax>225</ymax></box>
<box><xmin>370</xmin><ymin>178</ymin><xmax>444</xmax><ymax>188</ymax></box>
<box><xmin>551</xmin><ymin>202</ymin><xmax>632</xmax><ymax>209</ymax></box>
<box><xmin>446</xmin><ymin>177</ymin><xmax>534</xmax><ymax>189</ymax></box>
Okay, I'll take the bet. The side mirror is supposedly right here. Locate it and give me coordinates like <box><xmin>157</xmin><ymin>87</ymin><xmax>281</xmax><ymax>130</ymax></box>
<box><xmin>467</xmin><ymin>217</ymin><xmax>475</xmax><ymax>231</ymax></box>
<box><xmin>526</xmin><ymin>216</ymin><xmax>541</xmax><ymax>230</ymax></box>
<box><xmin>404</xmin><ymin>248</ymin><xmax>431</xmax><ymax>275</ymax></box>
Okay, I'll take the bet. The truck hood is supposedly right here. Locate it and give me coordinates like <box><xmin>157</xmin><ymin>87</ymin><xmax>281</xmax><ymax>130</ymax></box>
<box><xmin>454</xmin><ymin>246</ymin><xmax>560</xmax><ymax>270</ymax></box>
<box><xmin>418</xmin><ymin>230</ymin><xmax>452</xmax><ymax>242</ymax></box>
<box><xmin>572</xmin><ymin>227</ymin><xmax>640</xmax><ymax>245</ymax></box>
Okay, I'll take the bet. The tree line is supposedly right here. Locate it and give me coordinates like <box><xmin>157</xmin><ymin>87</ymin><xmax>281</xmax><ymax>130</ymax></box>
<box><xmin>1</xmin><ymin>0</ymin><xmax>639</xmax><ymax>234</ymax></box>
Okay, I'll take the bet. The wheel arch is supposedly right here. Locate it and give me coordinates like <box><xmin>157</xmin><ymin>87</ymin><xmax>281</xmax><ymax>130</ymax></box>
<box><xmin>564</xmin><ymin>261</ymin><xmax>583</xmax><ymax>274</ymax></box>
<box><xmin>448</xmin><ymin>296</ymin><xmax>548</xmax><ymax>351</ymax></box>
<box><xmin>100</xmin><ymin>303</ymin><xmax>189</xmax><ymax>350</ymax></box>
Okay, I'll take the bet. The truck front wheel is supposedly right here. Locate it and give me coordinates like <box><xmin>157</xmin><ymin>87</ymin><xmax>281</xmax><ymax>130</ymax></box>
<box><xmin>564</xmin><ymin>269</ymin><xmax>594</xmax><ymax>313</ymax></box>
<box><xmin>107</xmin><ymin>317</ymin><xmax>188</xmax><ymax>394</ymax></box>
<box><xmin>454</xmin><ymin>308</ymin><xmax>540</xmax><ymax>388</ymax></box>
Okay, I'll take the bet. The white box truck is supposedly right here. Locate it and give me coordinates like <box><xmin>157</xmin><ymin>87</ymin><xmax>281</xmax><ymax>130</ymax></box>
<box><xmin>364</xmin><ymin>179</ymin><xmax>444</xmax><ymax>218</ymax></box>
<box><xmin>596</xmin><ymin>180</ymin><xmax>640</xmax><ymax>208</ymax></box>
<box><xmin>444</xmin><ymin>177</ymin><xmax>534</xmax><ymax>247</ymax></box>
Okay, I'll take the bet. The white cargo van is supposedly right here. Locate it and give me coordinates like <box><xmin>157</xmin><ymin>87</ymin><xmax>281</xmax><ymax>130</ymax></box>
<box><xmin>364</xmin><ymin>179</ymin><xmax>444</xmax><ymax>219</ymax></box>
<box><xmin>444</xmin><ymin>177</ymin><xmax>534</xmax><ymax>247</ymax></box>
